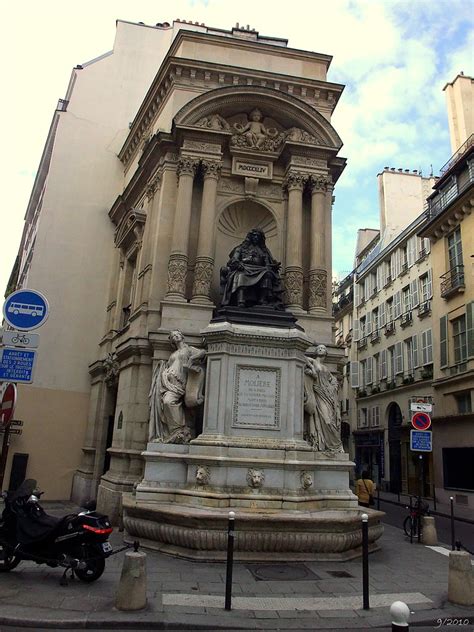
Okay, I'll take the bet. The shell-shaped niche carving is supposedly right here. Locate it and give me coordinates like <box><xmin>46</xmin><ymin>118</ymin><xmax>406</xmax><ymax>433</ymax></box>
<box><xmin>217</xmin><ymin>201</ymin><xmax>277</xmax><ymax>240</ymax></box>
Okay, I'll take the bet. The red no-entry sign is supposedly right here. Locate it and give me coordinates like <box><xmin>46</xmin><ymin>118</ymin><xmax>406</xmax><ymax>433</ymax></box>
<box><xmin>0</xmin><ymin>383</ymin><xmax>17</xmax><ymax>429</ymax></box>
<box><xmin>411</xmin><ymin>411</ymin><xmax>431</xmax><ymax>431</ymax></box>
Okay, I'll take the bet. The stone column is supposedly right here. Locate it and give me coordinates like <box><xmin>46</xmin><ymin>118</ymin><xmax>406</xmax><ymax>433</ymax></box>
<box><xmin>165</xmin><ymin>157</ymin><xmax>197</xmax><ymax>301</ymax></box>
<box><xmin>308</xmin><ymin>176</ymin><xmax>330</xmax><ymax>314</ymax></box>
<box><xmin>284</xmin><ymin>172</ymin><xmax>305</xmax><ymax>311</ymax></box>
<box><xmin>191</xmin><ymin>160</ymin><xmax>222</xmax><ymax>304</ymax></box>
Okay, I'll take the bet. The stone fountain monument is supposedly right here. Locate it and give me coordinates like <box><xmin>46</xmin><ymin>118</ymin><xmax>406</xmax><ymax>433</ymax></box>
<box><xmin>123</xmin><ymin>229</ymin><xmax>383</xmax><ymax>560</ymax></box>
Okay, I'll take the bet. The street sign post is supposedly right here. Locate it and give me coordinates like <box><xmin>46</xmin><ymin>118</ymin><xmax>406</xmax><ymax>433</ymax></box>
<box><xmin>411</xmin><ymin>411</ymin><xmax>431</xmax><ymax>431</ymax></box>
<box><xmin>0</xmin><ymin>383</ymin><xmax>18</xmax><ymax>490</ymax></box>
<box><xmin>3</xmin><ymin>289</ymin><xmax>49</xmax><ymax>331</ymax></box>
<box><xmin>0</xmin><ymin>384</ymin><xmax>17</xmax><ymax>428</ymax></box>
<box><xmin>410</xmin><ymin>402</ymin><xmax>433</xmax><ymax>413</ymax></box>
<box><xmin>0</xmin><ymin>348</ymin><xmax>36</xmax><ymax>384</ymax></box>
<box><xmin>410</xmin><ymin>430</ymin><xmax>432</xmax><ymax>452</ymax></box>
<box><xmin>1</xmin><ymin>330</ymin><xmax>40</xmax><ymax>349</ymax></box>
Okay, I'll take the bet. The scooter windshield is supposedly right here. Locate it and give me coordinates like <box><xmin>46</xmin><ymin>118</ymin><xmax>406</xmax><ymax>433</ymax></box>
<box><xmin>9</xmin><ymin>479</ymin><xmax>38</xmax><ymax>501</ymax></box>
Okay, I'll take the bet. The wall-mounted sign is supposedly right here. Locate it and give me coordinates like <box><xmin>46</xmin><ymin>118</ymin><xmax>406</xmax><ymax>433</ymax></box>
<box><xmin>232</xmin><ymin>158</ymin><xmax>273</xmax><ymax>180</ymax></box>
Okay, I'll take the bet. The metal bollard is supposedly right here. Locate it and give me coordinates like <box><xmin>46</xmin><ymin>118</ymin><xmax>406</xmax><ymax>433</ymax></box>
<box><xmin>390</xmin><ymin>600</ymin><xmax>410</xmax><ymax>630</ymax></box>
<box><xmin>409</xmin><ymin>496</ymin><xmax>413</xmax><ymax>545</ymax></box>
<box><xmin>361</xmin><ymin>513</ymin><xmax>369</xmax><ymax>610</ymax></box>
<box><xmin>450</xmin><ymin>496</ymin><xmax>455</xmax><ymax>551</ymax></box>
<box><xmin>377</xmin><ymin>486</ymin><xmax>380</xmax><ymax>510</ymax></box>
<box><xmin>224</xmin><ymin>511</ymin><xmax>235</xmax><ymax>611</ymax></box>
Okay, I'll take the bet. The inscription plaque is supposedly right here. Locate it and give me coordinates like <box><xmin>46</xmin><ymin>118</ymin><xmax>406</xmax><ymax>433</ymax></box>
<box><xmin>233</xmin><ymin>366</ymin><xmax>280</xmax><ymax>429</ymax></box>
<box><xmin>232</xmin><ymin>157</ymin><xmax>273</xmax><ymax>180</ymax></box>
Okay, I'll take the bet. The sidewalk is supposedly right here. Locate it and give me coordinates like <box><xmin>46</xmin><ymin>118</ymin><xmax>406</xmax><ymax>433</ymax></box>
<box><xmin>377</xmin><ymin>489</ymin><xmax>474</xmax><ymax>522</ymax></box>
<box><xmin>0</xmin><ymin>503</ymin><xmax>473</xmax><ymax>630</ymax></box>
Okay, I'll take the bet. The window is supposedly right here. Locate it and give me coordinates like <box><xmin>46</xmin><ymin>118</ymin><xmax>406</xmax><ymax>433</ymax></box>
<box><xmin>455</xmin><ymin>392</ymin><xmax>472</xmax><ymax>414</ymax></box>
<box><xmin>420</xmin><ymin>271</ymin><xmax>432</xmax><ymax>302</ymax></box>
<box><xmin>366</xmin><ymin>356</ymin><xmax>373</xmax><ymax>385</ymax></box>
<box><xmin>405</xmin><ymin>338</ymin><xmax>413</xmax><ymax>373</ymax></box>
<box><xmin>373</xmin><ymin>354</ymin><xmax>379</xmax><ymax>382</ymax></box>
<box><xmin>379</xmin><ymin>302</ymin><xmax>386</xmax><ymax>327</ymax></box>
<box><xmin>443</xmin><ymin>448</ymin><xmax>474</xmax><ymax>491</ymax></box>
<box><xmin>386</xmin><ymin>298</ymin><xmax>393</xmax><ymax>323</ymax></box>
<box><xmin>350</xmin><ymin>361</ymin><xmax>360</xmax><ymax>388</ymax></box>
<box><xmin>371</xmin><ymin>406</ymin><xmax>380</xmax><ymax>427</ymax></box>
<box><xmin>395</xmin><ymin>341</ymin><xmax>403</xmax><ymax>374</ymax></box>
<box><xmin>393</xmin><ymin>291</ymin><xmax>402</xmax><ymax>319</ymax></box>
<box><xmin>380</xmin><ymin>349</ymin><xmax>387</xmax><ymax>380</ymax></box>
<box><xmin>407</xmin><ymin>236</ymin><xmax>417</xmax><ymax>267</ymax></box>
<box><xmin>360</xmin><ymin>316</ymin><xmax>366</xmax><ymax>339</ymax></box>
<box><xmin>421</xmin><ymin>329</ymin><xmax>433</xmax><ymax>365</ymax></box>
<box><xmin>447</xmin><ymin>227</ymin><xmax>463</xmax><ymax>271</ymax></box>
<box><xmin>453</xmin><ymin>315</ymin><xmax>467</xmax><ymax>364</ymax></box>
<box><xmin>402</xmin><ymin>286</ymin><xmax>411</xmax><ymax>313</ymax></box>
<box><xmin>388</xmin><ymin>346</ymin><xmax>395</xmax><ymax>379</ymax></box>
<box><xmin>372</xmin><ymin>307</ymin><xmax>379</xmax><ymax>332</ymax></box>
<box><xmin>391</xmin><ymin>250</ymin><xmax>401</xmax><ymax>279</ymax></box>
<box><xmin>412</xmin><ymin>334</ymin><xmax>419</xmax><ymax>368</ymax></box>
<box><xmin>410</xmin><ymin>279</ymin><xmax>419</xmax><ymax>308</ymax></box>
<box><xmin>358</xmin><ymin>407</ymin><xmax>368</xmax><ymax>428</ymax></box>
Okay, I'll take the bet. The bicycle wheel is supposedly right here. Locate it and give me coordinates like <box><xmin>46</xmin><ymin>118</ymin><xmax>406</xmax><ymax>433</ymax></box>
<box><xmin>403</xmin><ymin>515</ymin><xmax>417</xmax><ymax>537</ymax></box>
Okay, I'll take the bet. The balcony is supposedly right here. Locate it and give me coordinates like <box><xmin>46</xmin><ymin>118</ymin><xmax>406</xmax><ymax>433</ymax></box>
<box><xmin>400</xmin><ymin>312</ymin><xmax>413</xmax><ymax>328</ymax></box>
<box><xmin>357</xmin><ymin>337</ymin><xmax>367</xmax><ymax>350</ymax></box>
<box><xmin>371</xmin><ymin>329</ymin><xmax>380</xmax><ymax>344</ymax></box>
<box><xmin>418</xmin><ymin>301</ymin><xmax>431</xmax><ymax>317</ymax></box>
<box><xmin>384</xmin><ymin>321</ymin><xmax>395</xmax><ymax>336</ymax></box>
<box><xmin>440</xmin><ymin>265</ymin><xmax>465</xmax><ymax>299</ymax></box>
<box><xmin>400</xmin><ymin>261</ymin><xmax>408</xmax><ymax>276</ymax></box>
<box><xmin>384</xmin><ymin>275</ymin><xmax>392</xmax><ymax>288</ymax></box>
<box><xmin>416</xmin><ymin>248</ymin><xmax>427</xmax><ymax>263</ymax></box>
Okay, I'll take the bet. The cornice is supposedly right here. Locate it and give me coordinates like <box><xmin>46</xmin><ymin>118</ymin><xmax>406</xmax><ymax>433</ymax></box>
<box><xmin>419</xmin><ymin>184</ymin><xmax>473</xmax><ymax>242</ymax></box>
<box><xmin>119</xmin><ymin>54</ymin><xmax>344</xmax><ymax>168</ymax></box>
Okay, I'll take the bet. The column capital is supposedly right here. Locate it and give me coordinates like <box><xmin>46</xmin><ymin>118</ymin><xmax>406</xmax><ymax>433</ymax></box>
<box><xmin>309</xmin><ymin>175</ymin><xmax>332</xmax><ymax>193</ymax></box>
<box><xmin>177</xmin><ymin>157</ymin><xmax>198</xmax><ymax>178</ymax></box>
<box><xmin>284</xmin><ymin>171</ymin><xmax>307</xmax><ymax>192</ymax></box>
<box><xmin>202</xmin><ymin>160</ymin><xmax>223</xmax><ymax>180</ymax></box>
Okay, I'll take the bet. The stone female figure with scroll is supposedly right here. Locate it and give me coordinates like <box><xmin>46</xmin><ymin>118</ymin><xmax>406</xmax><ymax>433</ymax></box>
<box><xmin>304</xmin><ymin>344</ymin><xmax>344</xmax><ymax>454</ymax></box>
<box><xmin>148</xmin><ymin>330</ymin><xmax>206</xmax><ymax>444</ymax></box>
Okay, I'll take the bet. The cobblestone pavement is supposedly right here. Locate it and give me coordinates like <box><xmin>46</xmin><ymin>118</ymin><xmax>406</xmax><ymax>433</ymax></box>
<box><xmin>0</xmin><ymin>503</ymin><xmax>472</xmax><ymax>631</ymax></box>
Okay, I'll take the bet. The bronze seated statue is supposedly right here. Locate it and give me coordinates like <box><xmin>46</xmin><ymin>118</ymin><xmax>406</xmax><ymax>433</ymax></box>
<box><xmin>220</xmin><ymin>228</ymin><xmax>283</xmax><ymax>309</ymax></box>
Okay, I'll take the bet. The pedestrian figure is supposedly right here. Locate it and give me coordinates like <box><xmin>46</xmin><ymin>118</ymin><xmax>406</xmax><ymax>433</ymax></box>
<box><xmin>356</xmin><ymin>471</ymin><xmax>376</xmax><ymax>508</ymax></box>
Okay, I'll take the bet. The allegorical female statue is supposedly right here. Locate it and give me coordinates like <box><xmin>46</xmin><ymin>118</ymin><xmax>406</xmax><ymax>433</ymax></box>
<box><xmin>220</xmin><ymin>228</ymin><xmax>283</xmax><ymax>309</ymax></box>
<box><xmin>148</xmin><ymin>330</ymin><xmax>206</xmax><ymax>444</ymax></box>
<box><xmin>304</xmin><ymin>344</ymin><xmax>344</xmax><ymax>454</ymax></box>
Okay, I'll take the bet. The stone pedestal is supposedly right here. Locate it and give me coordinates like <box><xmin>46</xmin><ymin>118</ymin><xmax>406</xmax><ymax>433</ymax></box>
<box><xmin>123</xmin><ymin>321</ymin><xmax>383</xmax><ymax>559</ymax></box>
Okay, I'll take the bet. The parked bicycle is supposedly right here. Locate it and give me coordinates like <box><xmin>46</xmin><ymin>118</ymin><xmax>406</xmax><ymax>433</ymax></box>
<box><xmin>403</xmin><ymin>498</ymin><xmax>430</xmax><ymax>538</ymax></box>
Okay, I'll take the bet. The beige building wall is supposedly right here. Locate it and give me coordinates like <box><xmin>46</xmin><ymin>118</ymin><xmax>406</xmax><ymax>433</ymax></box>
<box><xmin>443</xmin><ymin>74</ymin><xmax>474</xmax><ymax>153</ymax></box>
<box><xmin>6</xmin><ymin>21</ymin><xmax>214</xmax><ymax>499</ymax></box>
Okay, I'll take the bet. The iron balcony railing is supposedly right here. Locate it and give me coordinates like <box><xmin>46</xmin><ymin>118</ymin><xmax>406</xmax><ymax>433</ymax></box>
<box><xmin>440</xmin><ymin>133</ymin><xmax>474</xmax><ymax>175</ymax></box>
<box><xmin>440</xmin><ymin>265</ymin><xmax>465</xmax><ymax>298</ymax></box>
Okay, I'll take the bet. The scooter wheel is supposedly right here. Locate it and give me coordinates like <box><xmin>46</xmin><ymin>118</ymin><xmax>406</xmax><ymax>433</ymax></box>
<box><xmin>0</xmin><ymin>543</ymin><xmax>21</xmax><ymax>572</ymax></box>
<box><xmin>74</xmin><ymin>545</ymin><xmax>105</xmax><ymax>583</ymax></box>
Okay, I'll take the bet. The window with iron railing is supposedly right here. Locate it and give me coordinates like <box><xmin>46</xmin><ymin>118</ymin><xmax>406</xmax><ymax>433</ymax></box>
<box><xmin>440</xmin><ymin>265</ymin><xmax>465</xmax><ymax>298</ymax></box>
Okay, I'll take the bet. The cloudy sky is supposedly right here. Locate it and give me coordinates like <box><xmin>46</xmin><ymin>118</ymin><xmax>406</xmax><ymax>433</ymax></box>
<box><xmin>1</xmin><ymin>0</ymin><xmax>472</xmax><ymax>295</ymax></box>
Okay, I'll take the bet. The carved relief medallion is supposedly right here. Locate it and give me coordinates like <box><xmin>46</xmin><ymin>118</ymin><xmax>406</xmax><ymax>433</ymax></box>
<box><xmin>247</xmin><ymin>468</ymin><xmax>265</xmax><ymax>489</ymax></box>
<box><xmin>195</xmin><ymin>465</ymin><xmax>211</xmax><ymax>486</ymax></box>
<box><xmin>300</xmin><ymin>471</ymin><xmax>313</xmax><ymax>490</ymax></box>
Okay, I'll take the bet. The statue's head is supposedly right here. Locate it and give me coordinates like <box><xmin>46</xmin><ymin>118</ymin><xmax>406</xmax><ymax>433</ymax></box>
<box><xmin>195</xmin><ymin>465</ymin><xmax>210</xmax><ymax>485</ymax></box>
<box><xmin>315</xmin><ymin>344</ymin><xmax>327</xmax><ymax>358</ymax></box>
<box><xmin>249</xmin><ymin>108</ymin><xmax>262</xmax><ymax>121</ymax></box>
<box><xmin>247</xmin><ymin>468</ymin><xmax>265</xmax><ymax>488</ymax></box>
<box><xmin>169</xmin><ymin>330</ymin><xmax>184</xmax><ymax>347</ymax></box>
<box><xmin>247</xmin><ymin>228</ymin><xmax>265</xmax><ymax>246</ymax></box>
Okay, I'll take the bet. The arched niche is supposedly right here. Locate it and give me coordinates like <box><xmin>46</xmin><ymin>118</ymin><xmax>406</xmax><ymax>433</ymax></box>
<box><xmin>210</xmin><ymin>199</ymin><xmax>280</xmax><ymax>305</ymax></box>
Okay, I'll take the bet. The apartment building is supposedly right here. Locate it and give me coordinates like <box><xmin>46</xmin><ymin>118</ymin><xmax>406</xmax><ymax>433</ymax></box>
<box><xmin>418</xmin><ymin>75</ymin><xmax>474</xmax><ymax>508</ymax></box>
<box><xmin>345</xmin><ymin>170</ymin><xmax>436</xmax><ymax>494</ymax></box>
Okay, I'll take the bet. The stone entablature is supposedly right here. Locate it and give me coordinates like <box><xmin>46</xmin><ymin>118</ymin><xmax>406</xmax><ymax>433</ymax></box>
<box><xmin>120</xmin><ymin>45</ymin><xmax>344</xmax><ymax>167</ymax></box>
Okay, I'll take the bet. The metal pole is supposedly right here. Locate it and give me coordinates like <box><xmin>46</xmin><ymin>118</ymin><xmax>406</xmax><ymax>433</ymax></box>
<box><xmin>433</xmin><ymin>483</ymin><xmax>437</xmax><ymax>511</ymax></box>
<box><xmin>450</xmin><ymin>497</ymin><xmax>455</xmax><ymax>551</ymax></box>
<box><xmin>224</xmin><ymin>511</ymin><xmax>235</xmax><ymax>611</ymax></box>
<box><xmin>417</xmin><ymin>455</ymin><xmax>423</xmax><ymax>544</ymax></box>
<box><xmin>361</xmin><ymin>513</ymin><xmax>369</xmax><ymax>610</ymax></box>
<box><xmin>0</xmin><ymin>425</ymin><xmax>11</xmax><ymax>491</ymax></box>
<box><xmin>377</xmin><ymin>486</ymin><xmax>380</xmax><ymax>510</ymax></box>
<box><xmin>409</xmin><ymin>496</ymin><xmax>413</xmax><ymax>545</ymax></box>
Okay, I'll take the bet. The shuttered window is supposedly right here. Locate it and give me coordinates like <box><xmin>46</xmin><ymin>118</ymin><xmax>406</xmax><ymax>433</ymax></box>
<box><xmin>410</xmin><ymin>279</ymin><xmax>419</xmax><ymax>307</ymax></box>
<box><xmin>395</xmin><ymin>341</ymin><xmax>403</xmax><ymax>374</ymax></box>
<box><xmin>440</xmin><ymin>316</ymin><xmax>448</xmax><ymax>368</ymax></box>
<box><xmin>467</xmin><ymin>302</ymin><xmax>474</xmax><ymax>359</ymax></box>
<box><xmin>422</xmin><ymin>329</ymin><xmax>433</xmax><ymax>365</ymax></box>
<box><xmin>350</xmin><ymin>361</ymin><xmax>360</xmax><ymax>388</ymax></box>
<box><xmin>412</xmin><ymin>334</ymin><xmax>419</xmax><ymax>368</ymax></box>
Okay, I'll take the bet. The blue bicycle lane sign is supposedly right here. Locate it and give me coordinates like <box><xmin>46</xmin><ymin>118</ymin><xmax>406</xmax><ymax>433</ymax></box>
<box><xmin>3</xmin><ymin>289</ymin><xmax>49</xmax><ymax>331</ymax></box>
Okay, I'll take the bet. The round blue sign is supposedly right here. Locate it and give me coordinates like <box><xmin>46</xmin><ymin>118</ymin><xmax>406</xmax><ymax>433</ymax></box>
<box><xmin>3</xmin><ymin>289</ymin><xmax>49</xmax><ymax>331</ymax></box>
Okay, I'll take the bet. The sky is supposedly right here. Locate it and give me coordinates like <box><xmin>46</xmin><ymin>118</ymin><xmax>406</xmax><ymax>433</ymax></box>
<box><xmin>1</xmin><ymin>0</ymin><xmax>473</xmax><ymax>295</ymax></box>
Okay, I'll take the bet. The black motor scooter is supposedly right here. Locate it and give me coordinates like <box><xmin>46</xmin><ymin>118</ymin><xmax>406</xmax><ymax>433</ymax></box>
<box><xmin>0</xmin><ymin>479</ymin><xmax>114</xmax><ymax>583</ymax></box>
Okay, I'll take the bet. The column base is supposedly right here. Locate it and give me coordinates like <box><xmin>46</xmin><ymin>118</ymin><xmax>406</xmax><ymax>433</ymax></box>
<box><xmin>190</xmin><ymin>296</ymin><xmax>214</xmax><ymax>306</ymax></box>
<box><xmin>164</xmin><ymin>293</ymin><xmax>187</xmax><ymax>303</ymax></box>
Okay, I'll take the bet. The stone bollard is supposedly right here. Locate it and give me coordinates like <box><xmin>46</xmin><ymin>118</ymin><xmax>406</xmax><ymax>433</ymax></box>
<box><xmin>116</xmin><ymin>549</ymin><xmax>147</xmax><ymax>611</ymax></box>
<box><xmin>421</xmin><ymin>516</ymin><xmax>438</xmax><ymax>545</ymax></box>
<box><xmin>448</xmin><ymin>550</ymin><xmax>474</xmax><ymax>606</ymax></box>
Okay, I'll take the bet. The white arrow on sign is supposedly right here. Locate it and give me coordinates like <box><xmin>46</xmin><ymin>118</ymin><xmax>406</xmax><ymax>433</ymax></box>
<box><xmin>410</xmin><ymin>402</ymin><xmax>432</xmax><ymax>413</ymax></box>
<box><xmin>2</xmin><ymin>330</ymin><xmax>40</xmax><ymax>349</ymax></box>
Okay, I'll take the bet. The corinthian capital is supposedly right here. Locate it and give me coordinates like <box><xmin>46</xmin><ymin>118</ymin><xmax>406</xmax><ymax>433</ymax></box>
<box><xmin>309</xmin><ymin>175</ymin><xmax>331</xmax><ymax>193</ymax></box>
<box><xmin>284</xmin><ymin>171</ymin><xmax>307</xmax><ymax>192</ymax></box>
<box><xmin>177</xmin><ymin>157</ymin><xmax>198</xmax><ymax>178</ymax></box>
<box><xmin>202</xmin><ymin>160</ymin><xmax>223</xmax><ymax>180</ymax></box>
